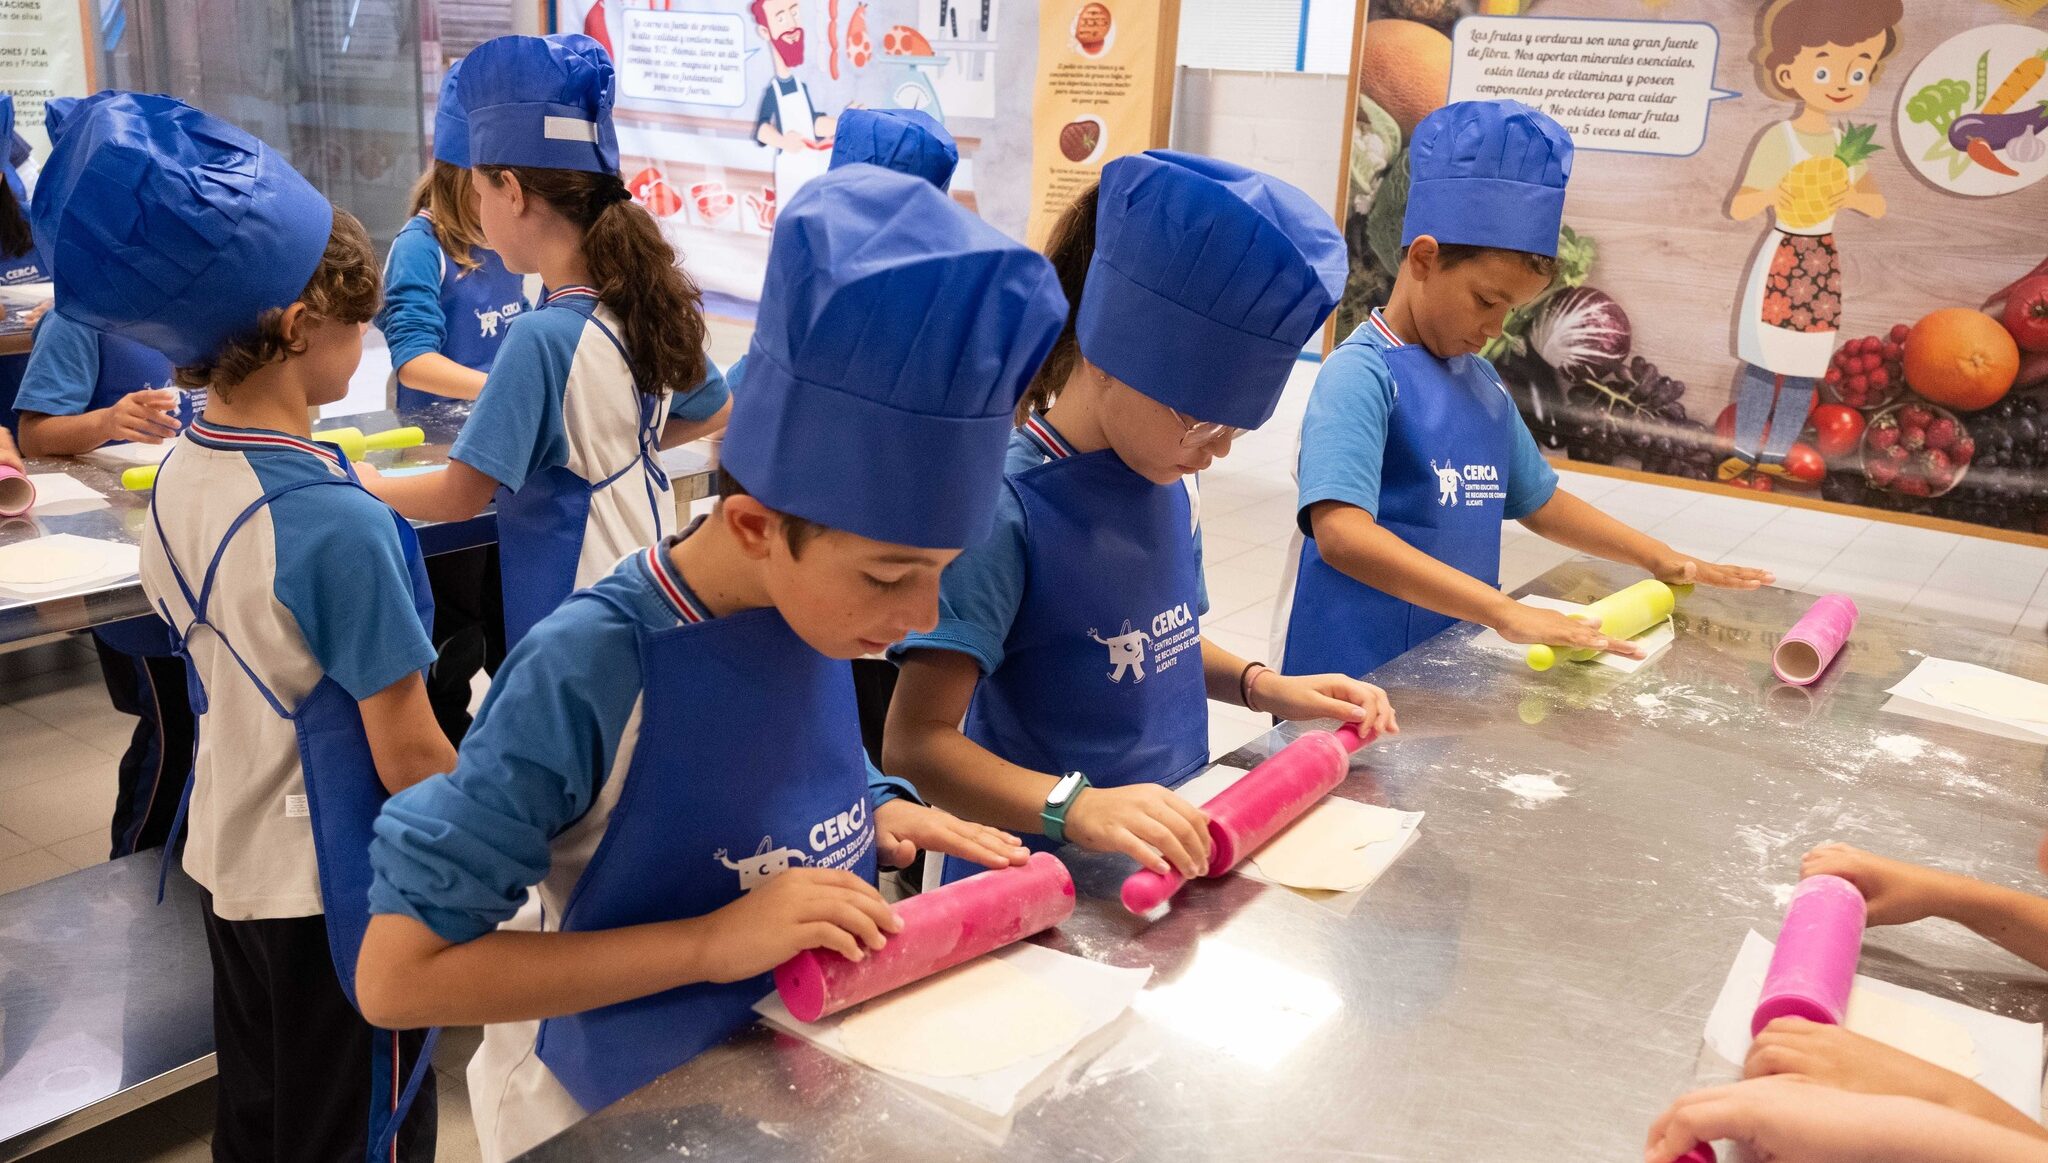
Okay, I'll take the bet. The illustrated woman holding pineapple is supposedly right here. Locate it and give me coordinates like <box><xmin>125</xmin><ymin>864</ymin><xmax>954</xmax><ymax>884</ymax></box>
<box><xmin>1723</xmin><ymin>0</ymin><xmax>1902</xmax><ymax>479</ymax></box>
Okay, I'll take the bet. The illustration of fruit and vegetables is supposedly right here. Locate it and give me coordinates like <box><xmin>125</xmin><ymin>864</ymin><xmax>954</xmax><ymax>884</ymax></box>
<box><xmin>1335</xmin><ymin>3</ymin><xmax>2048</xmax><ymax>536</ymax></box>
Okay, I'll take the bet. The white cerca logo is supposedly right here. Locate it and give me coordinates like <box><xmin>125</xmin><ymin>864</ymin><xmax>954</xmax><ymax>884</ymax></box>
<box><xmin>1088</xmin><ymin>603</ymin><xmax>1195</xmax><ymax>684</ymax></box>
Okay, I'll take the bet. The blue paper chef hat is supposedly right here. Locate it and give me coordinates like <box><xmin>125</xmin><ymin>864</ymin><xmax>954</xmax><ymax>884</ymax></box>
<box><xmin>433</xmin><ymin>60</ymin><xmax>470</xmax><ymax>167</ymax></box>
<box><xmin>41</xmin><ymin>96</ymin><xmax>79</xmax><ymax>141</ymax></box>
<box><xmin>0</xmin><ymin>96</ymin><xmax>27</xmax><ymax>203</ymax></box>
<box><xmin>722</xmin><ymin>165</ymin><xmax>1066</xmax><ymax>550</ymax></box>
<box><xmin>830</xmin><ymin>108</ymin><xmax>958</xmax><ymax>191</ymax></box>
<box><xmin>32</xmin><ymin>91</ymin><xmax>332</xmax><ymax>366</ymax></box>
<box><xmin>460</xmin><ymin>34</ymin><xmax>619</xmax><ymax>174</ymax></box>
<box><xmin>1402</xmin><ymin>99</ymin><xmax>1573</xmax><ymax>258</ymax></box>
<box><xmin>1075</xmin><ymin>150</ymin><xmax>1345</xmax><ymax>432</ymax></box>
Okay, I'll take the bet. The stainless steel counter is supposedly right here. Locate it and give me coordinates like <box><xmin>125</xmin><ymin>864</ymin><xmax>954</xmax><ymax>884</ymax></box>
<box><xmin>0</xmin><ymin>401</ymin><xmax>717</xmax><ymax>647</ymax></box>
<box><xmin>520</xmin><ymin>558</ymin><xmax>2048</xmax><ymax>1162</ymax></box>
<box><xmin>0</xmin><ymin>855</ymin><xmax>212</xmax><ymax>1160</ymax></box>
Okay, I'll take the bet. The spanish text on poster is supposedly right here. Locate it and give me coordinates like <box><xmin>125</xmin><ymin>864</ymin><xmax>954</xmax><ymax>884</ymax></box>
<box><xmin>1449</xmin><ymin>16</ymin><xmax>1737</xmax><ymax>157</ymax></box>
<box><xmin>621</xmin><ymin>10</ymin><xmax>750</xmax><ymax>108</ymax></box>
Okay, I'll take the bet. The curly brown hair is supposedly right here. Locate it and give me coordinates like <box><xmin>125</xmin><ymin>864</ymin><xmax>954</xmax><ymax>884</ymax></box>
<box><xmin>476</xmin><ymin>165</ymin><xmax>708</xmax><ymax>399</ymax></box>
<box><xmin>1012</xmin><ymin>181</ymin><xmax>1098</xmax><ymax>426</ymax></box>
<box><xmin>1754</xmin><ymin>0</ymin><xmax>1905</xmax><ymax>102</ymax></box>
<box><xmin>175</xmin><ymin>206</ymin><xmax>380</xmax><ymax>394</ymax></box>
<box><xmin>408</xmin><ymin>160</ymin><xmax>489</xmax><ymax>274</ymax></box>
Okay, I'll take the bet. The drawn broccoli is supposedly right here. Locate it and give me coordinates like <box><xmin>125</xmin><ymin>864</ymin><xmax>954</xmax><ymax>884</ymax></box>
<box><xmin>1907</xmin><ymin>77</ymin><xmax>1972</xmax><ymax>139</ymax></box>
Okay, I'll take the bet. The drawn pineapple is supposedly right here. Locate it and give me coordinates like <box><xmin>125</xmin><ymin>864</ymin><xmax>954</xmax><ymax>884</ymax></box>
<box><xmin>1776</xmin><ymin>123</ymin><xmax>1883</xmax><ymax>230</ymax></box>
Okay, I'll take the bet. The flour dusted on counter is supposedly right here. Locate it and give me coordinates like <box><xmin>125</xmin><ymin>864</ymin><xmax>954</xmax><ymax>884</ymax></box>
<box><xmin>1497</xmin><ymin>772</ymin><xmax>1569</xmax><ymax>806</ymax></box>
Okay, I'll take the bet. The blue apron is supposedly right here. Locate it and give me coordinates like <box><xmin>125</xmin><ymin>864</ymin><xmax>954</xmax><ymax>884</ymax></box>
<box><xmin>149</xmin><ymin>450</ymin><xmax>438</xmax><ymax>1162</ymax></box>
<box><xmin>948</xmin><ymin>441</ymin><xmax>1207</xmax><ymax>883</ymax></box>
<box><xmin>80</xmin><ymin>332</ymin><xmax>188</xmax><ymax>657</ymax></box>
<box><xmin>1282</xmin><ymin>333</ymin><xmax>1515</xmax><ymax>678</ymax></box>
<box><xmin>535</xmin><ymin>601</ymin><xmax>875</xmax><ymax>1113</ymax></box>
<box><xmin>0</xmin><ymin>248</ymin><xmax>41</xmax><ymax>430</ymax></box>
<box><xmin>393</xmin><ymin>231</ymin><xmax>525</xmax><ymax>412</ymax></box>
<box><xmin>496</xmin><ymin>311</ymin><xmax>669</xmax><ymax>649</ymax></box>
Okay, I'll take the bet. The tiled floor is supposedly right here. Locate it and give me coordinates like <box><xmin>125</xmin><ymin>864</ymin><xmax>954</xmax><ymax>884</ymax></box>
<box><xmin>9</xmin><ymin>360</ymin><xmax>2048</xmax><ymax>1159</ymax></box>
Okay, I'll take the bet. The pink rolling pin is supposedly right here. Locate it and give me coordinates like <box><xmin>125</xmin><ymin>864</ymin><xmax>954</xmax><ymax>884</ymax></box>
<box><xmin>1674</xmin><ymin>875</ymin><xmax>1866</xmax><ymax>1163</ymax></box>
<box><xmin>773</xmin><ymin>851</ymin><xmax>1075</xmax><ymax>1022</ymax></box>
<box><xmin>0</xmin><ymin>465</ymin><xmax>32</xmax><ymax>518</ymax></box>
<box><xmin>1771</xmin><ymin>594</ymin><xmax>1858</xmax><ymax>687</ymax></box>
<box><xmin>1121</xmin><ymin>722</ymin><xmax>1375</xmax><ymax>914</ymax></box>
<box><xmin>1752</xmin><ymin>873</ymin><xmax>1866</xmax><ymax>1033</ymax></box>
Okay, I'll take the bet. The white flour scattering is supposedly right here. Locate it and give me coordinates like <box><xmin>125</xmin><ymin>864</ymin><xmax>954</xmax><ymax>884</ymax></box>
<box><xmin>1497</xmin><ymin>772</ymin><xmax>1568</xmax><ymax>806</ymax></box>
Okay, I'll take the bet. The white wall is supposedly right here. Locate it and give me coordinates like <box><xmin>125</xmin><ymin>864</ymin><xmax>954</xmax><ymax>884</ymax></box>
<box><xmin>1171</xmin><ymin>68</ymin><xmax>1351</xmax><ymax>219</ymax></box>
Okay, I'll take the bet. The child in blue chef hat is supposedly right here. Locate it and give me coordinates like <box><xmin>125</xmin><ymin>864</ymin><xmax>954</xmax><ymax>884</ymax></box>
<box><xmin>361</xmin><ymin>34</ymin><xmax>730</xmax><ymax>652</ymax></box>
<box><xmin>355</xmin><ymin>163</ymin><xmax>1067</xmax><ymax>1161</ymax></box>
<box><xmin>884</xmin><ymin>152</ymin><xmax>1401</xmax><ymax>887</ymax></box>
<box><xmin>35</xmin><ymin>90</ymin><xmax>454</xmax><ymax>1161</ymax></box>
<box><xmin>1274</xmin><ymin>100</ymin><xmax>1773</xmax><ymax>682</ymax></box>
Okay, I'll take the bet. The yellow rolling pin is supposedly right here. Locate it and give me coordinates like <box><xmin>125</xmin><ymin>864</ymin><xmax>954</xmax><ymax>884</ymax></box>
<box><xmin>122</xmin><ymin>426</ymin><xmax>426</xmax><ymax>490</ymax></box>
<box><xmin>1525</xmin><ymin>579</ymin><xmax>1675</xmax><ymax>671</ymax></box>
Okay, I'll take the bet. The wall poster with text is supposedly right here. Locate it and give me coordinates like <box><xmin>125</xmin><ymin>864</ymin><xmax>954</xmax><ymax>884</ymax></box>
<box><xmin>557</xmin><ymin>0</ymin><xmax>1175</xmax><ymax>314</ymax></box>
<box><xmin>1337</xmin><ymin>0</ymin><xmax>2048</xmax><ymax>541</ymax></box>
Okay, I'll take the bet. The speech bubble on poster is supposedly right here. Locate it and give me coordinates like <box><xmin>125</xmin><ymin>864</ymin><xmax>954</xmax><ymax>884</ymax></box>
<box><xmin>1448</xmin><ymin>16</ymin><xmax>1739</xmax><ymax>157</ymax></box>
<box><xmin>620</xmin><ymin>9</ymin><xmax>749</xmax><ymax>108</ymax></box>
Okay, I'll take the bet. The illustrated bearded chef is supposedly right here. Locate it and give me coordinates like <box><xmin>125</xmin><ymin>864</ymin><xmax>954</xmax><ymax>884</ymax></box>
<box><xmin>751</xmin><ymin>0</ymin><xmax>837</xmax><ymax>209</ymax></box>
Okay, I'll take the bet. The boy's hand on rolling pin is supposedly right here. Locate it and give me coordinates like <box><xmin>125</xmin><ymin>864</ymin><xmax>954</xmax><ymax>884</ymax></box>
<box><xmin>103</xmin><ymin>390</ymin><xmax>183</xmax><ymax>444</ymax></box>
<box><xmin>1650</xmin><ymin>553</ymin><xmax>1774</xmax><ymax>590</ymax></box>
<box><xmin>1063</xmin><ymin>784</ymin><xmax>1211</xmax><ymax>879</ymax></box>
<box><xmin>689</xmin><ymin>867</ymin><xmax>902</xmax><ymax>982</ymax></box>
<box><xmin>1802</xmin><ymin>843</ymin><xmax>1961</xmax><ymax>926</ymax></box>
<box><xmin>1746</xmin><ymin>1017</ymin><xmax>1997</xmax><ymax>1117</ymax></box>
<box><xmin>0</xmin><ymin>428</ymin><xmax>21</xmax><ymax>473</ymax></box>
<box><xmin>872</xmin><ymin>798</ymin><xmax>1029</xmax><ymax>872</ymax></box>
<box><xmin>1496</xmin><ymin>602</ymin><xmax>1645</xmax><ymax>659</ymax></box>
<box><xmin>1252</xmin><ymin>671</ymin><xmax>1400</xmax><ymax>737</ymax></box>
<box><xmin>1645</xmin><ymin>1078</ymin><xmax>1994</xmax><ymax>1163</ymax></box>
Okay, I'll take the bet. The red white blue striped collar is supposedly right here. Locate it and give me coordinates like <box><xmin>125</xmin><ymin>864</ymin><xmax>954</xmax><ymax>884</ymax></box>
<box><xmin>544</xmin><ymin>285</ymin><xmax>600</xmax><ymax>304</ymax></box>
<box><xmin>187</xmin><ymin>420</ymin><xmax>346</xmax><ymax>469</ymax></box>
<box><xmin>1020</xmin><ymin>412</ymin><xmax>1077</xmax><ymax>461</ymax></box>
<box><xmin>641</xmin><ymin>537</ymin><xmax>710</xmax><ymax>624</ymax></box>
<box><xmin>1367</xmin><ymin>309</ymin><xmax>1406</xmax><ymax>348</ymax></box>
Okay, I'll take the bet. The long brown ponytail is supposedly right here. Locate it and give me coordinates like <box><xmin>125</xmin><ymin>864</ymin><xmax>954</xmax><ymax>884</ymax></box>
<box><xmin>0</xmin><ymin>179</ymin><xmax>32</xmax><ymax>262</ymax></box>
<box><xmin>407</xmin><ymin>161</ymin><xmax>488</xmax><ymax>273</ymax></box>
<box><xmin>478</xmin><ymin>165</ymin><xmax>708</xmax><ymax>398</ymax></box>
<box><xmin>1015</xmin><ymin>182</ymin><xmax>1099</xmax><ymax>426</ymax></box>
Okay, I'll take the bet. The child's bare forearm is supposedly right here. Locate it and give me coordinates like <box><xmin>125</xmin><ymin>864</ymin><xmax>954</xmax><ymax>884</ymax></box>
<box><xmin>1942</xmin><ymin>877</ymin><xmax>2048</xmax><ymax>974</ymax></box>
<box><xmin>357</xmin><ymin>913</ymin><xmax>711</xmax><ymax>1029</ymax></box>
<box><xmin>1518</xmin><ymin>490</ymin><xmax>1666</xmax><ymax>571</ymax></box>
<box><xmin>1311</xmin><ymin>501</ymin><xmax>1515</xmax><ymax>628</ymax></box>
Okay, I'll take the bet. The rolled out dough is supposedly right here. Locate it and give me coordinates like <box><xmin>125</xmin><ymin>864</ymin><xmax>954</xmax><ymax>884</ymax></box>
<box><xmin>1927</xmin><ymin>673</ymin><xmax>2048</xmax><ymax>726</ymax></box>
<box><xmin>1247</xmin><ymin>801</ymin><xmax>1407</xmax><ymax>892</ymax></box>
<box><xmin>1843</xmin><ymin>986</ymin><xmax>1983</xmax><ymax>1079</ymax></box>
<box><xmin>0</xmin><ymin>540</ymin><xmax>102</xmax><ymax>587</ymax></box>
<box><xmin>837</xmin><ymin>957</ymin><xmax>1084</xmax><ymax>1078</ymax></box>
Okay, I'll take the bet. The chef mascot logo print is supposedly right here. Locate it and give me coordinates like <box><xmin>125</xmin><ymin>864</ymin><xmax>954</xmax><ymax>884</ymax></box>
<box><xmin>1430</xmin><ymin>458</ymin><xmax>1463</xmax><ymax>506</ymax></box>
<box><xmin>475</xmin><ymin>300</ymin><xmax>522</xmax><ymax>340</ymax></box>
<box><xmin>712</xmin><ymin>795</ymin><xmax>873</xmax><ymax>891</ymax></box>
<box><xmin>1088</xmin><ymin>601</ymin><xmax>1200</xmax><ymax>685</ymax></box>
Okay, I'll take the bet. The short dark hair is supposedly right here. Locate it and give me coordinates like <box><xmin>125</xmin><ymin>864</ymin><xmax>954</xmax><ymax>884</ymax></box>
<box><xmin>1411</xmin><ymin>241</ymin><xmax>1559</xmax><ymax>280</ymax></box>
<box><xmin>176</xmin><ymin>206</ymin><xmax>380</xmax><ymax>395</ymax></box>
<box><xmin>716</xmin><ymin>468</ymin><xmax>827</xmax><ymax>555</ymax></box>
